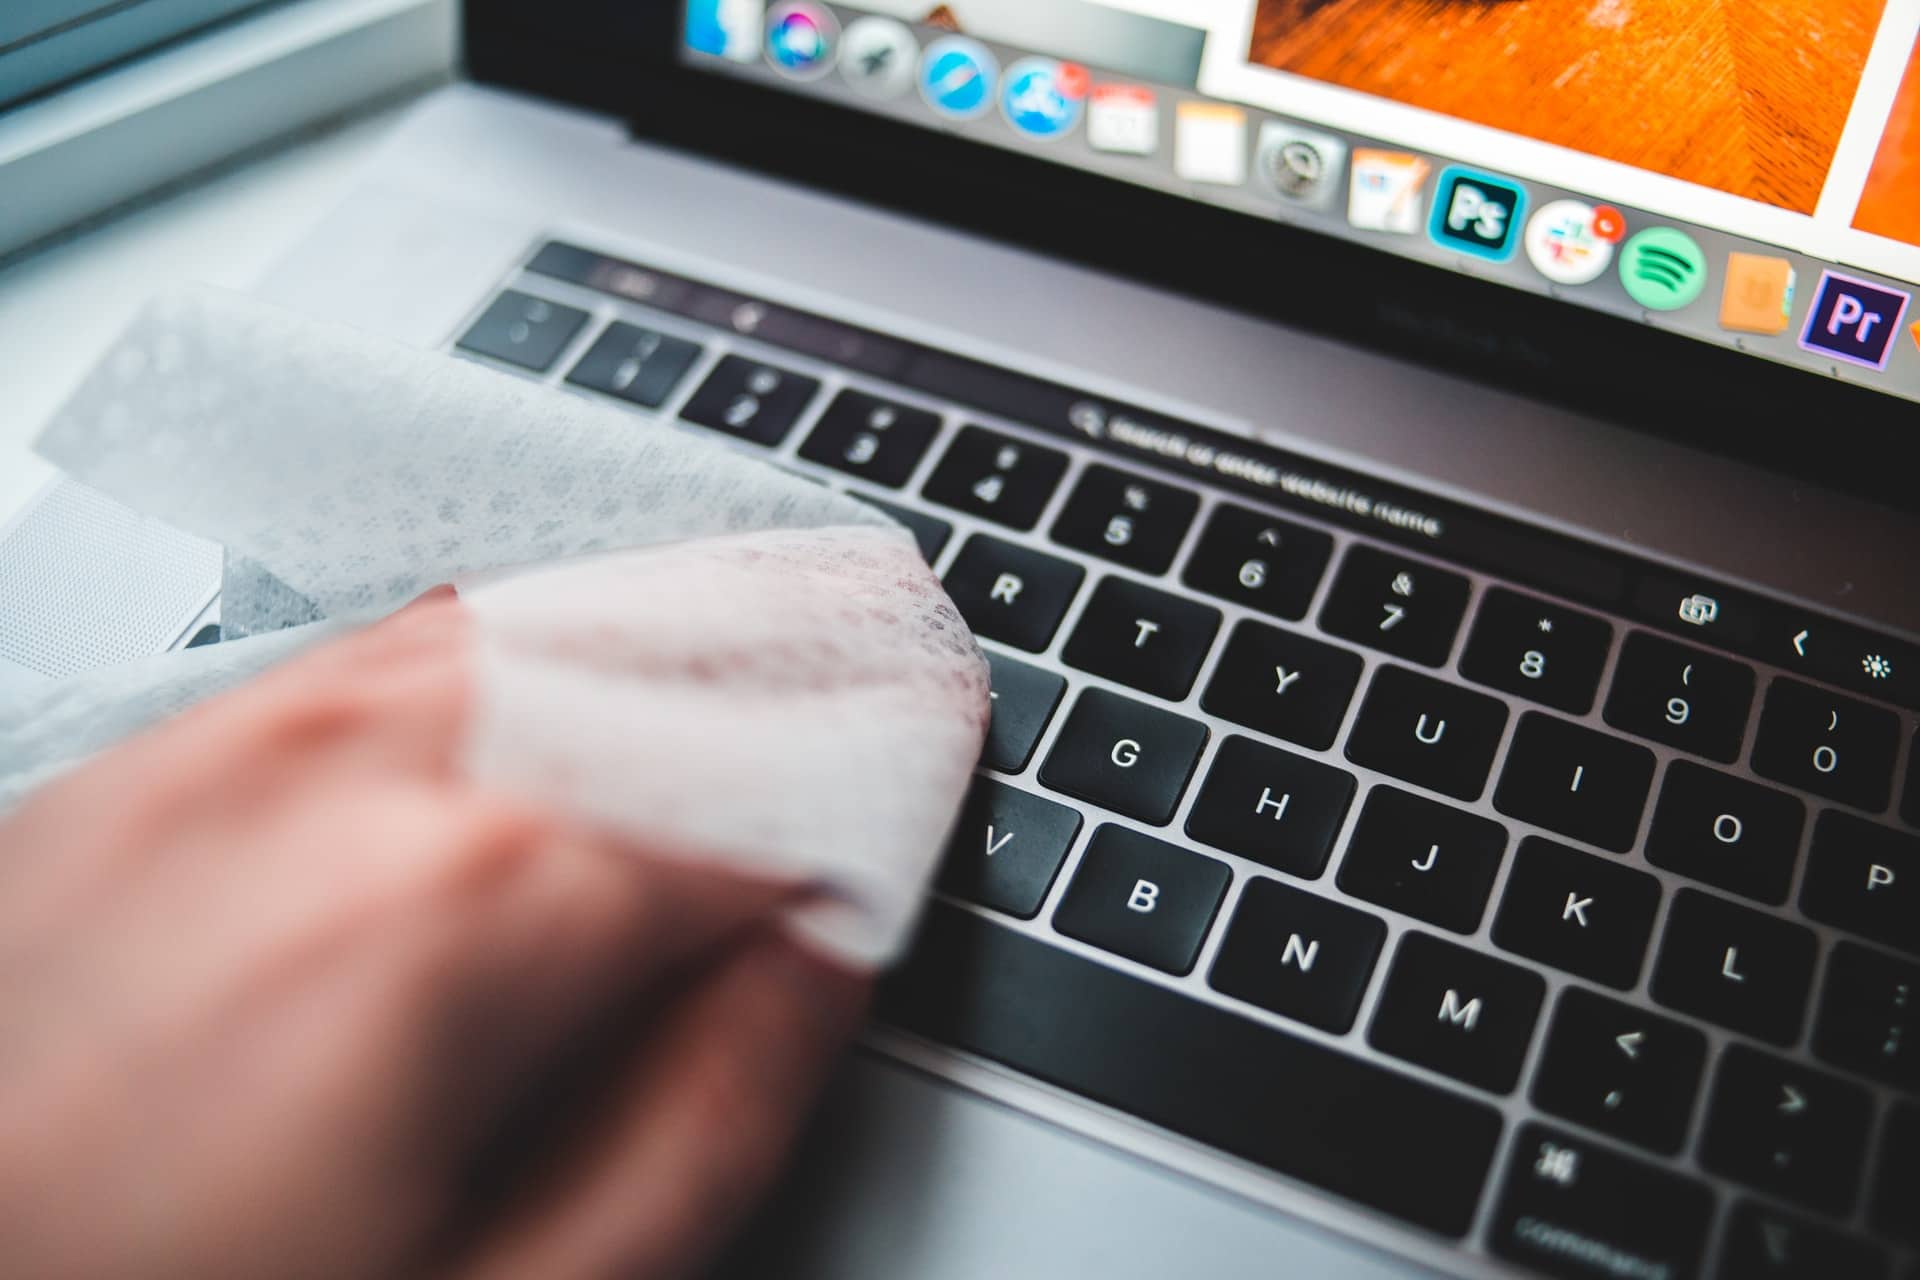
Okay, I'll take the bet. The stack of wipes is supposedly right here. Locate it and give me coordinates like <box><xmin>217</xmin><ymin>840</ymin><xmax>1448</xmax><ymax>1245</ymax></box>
<box><xmin>0</xmin><ymin>288</ymin><xmax>991</xmax><ymax>967</ymax></box>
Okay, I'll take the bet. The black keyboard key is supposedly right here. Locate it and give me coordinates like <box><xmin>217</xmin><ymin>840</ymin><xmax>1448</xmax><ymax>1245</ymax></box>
<box><xmin>1053</xmin><ymin>825</ymin><xmax>1229</xmax><ymax>975</ymax></box>
<box><xmin>1717</xmin><ymin>1200</ymin><xmax>1891</xmax><ymax>1280</ymax></box>
<box><xmin>1345</xmin><ymin>666</ymin><xmax>1510</xmax><ymax>801</ymax></box>
<box><xmin>1337</xmin><ymin>786</ymin><xmax>1507</xmax><ymax>933</ymax></box>
<box><xmin>1060</xmin><ymin>577</ymin><xmax>1220</xmax><ymax>701</ymax></box>
<box><xmin>853</xmin><ymin>496</ymin><xmax>951</xmax><ymax>563</ymax></box>
<box><xmin>797</xmin><ymin>389</ymin><xmax>941</xmax><ymax>487</ymax></box>
<box><xmin>941</xmin><ymin>535</ymin><xmax>1084</xmax><ymax>653</ymax></box>
<box><xmin>881</xmin><ymin>903</ymin><xmax>1503</xmax><ymax>1238</ymax></box>
<box><xmin>1198</xmin><ymin>619</ymin><xmax>1361</xmax><ymax>751</ymax></box>
<box><xmin>563</xmin><ymin>321</ymin><xmax>702</xmax><ymax>407</ymax></box>
<box><xmin>1369</xmin><ymin>931</ymin><xmax>1544</xmax><ymax>1093</ymax></box>
<box><xmin>1701</xmin><ymin>1045</ymin><xmax>1872</xmax><ymax>1216</ymax></box>
<box><xmin>1460</xmin><ymin>587</ymin><xmax>1614</xmax><ymax>715</ymax></box>
<box><xmin>1752</xmin><ymin>677</ymin><xmax>1900</xmax><ymax>811</ymax></box>
<box><xmin>1800</xmin><ymin>810</ymin><xmax>1920</xmax><ymax>955</ymax></box>
<box><xmin>1646</xmin><ymin>761</ymin><xmax>1805</xmax><ymax>904</ymax></box>
<box><xmin>1651</xmin><ymin>888</ymin><xmax>1816</xmax><ymax>1046</ymax></box>
<box><xmin>456</xmin><ymin>290</ymin><xmax>588</xmax><ymax>371</ymax></box>
<box><xmin>1048</xmin><ymin>465</ymin><xmax>1199</xmax><ymax>575</ymax></box>
<box><xmin>1874</xmin><ymin>1102</ymin><xmax>1920</xmax><ymax>1247</ymax></box>
<box><xmin>1814</xmin><ymin>941</ymin><xmax>1919</xmax><ymax>1091</ymax></box>
<box><xmin>678</xmin><ymin>354</ymin><xmax>819</xmax><ymax>445</ymax></box>
<box><xmin>936</xmin><ymin>780</ymin><xmax>1081</xmax><ymax>919</ymax></box>
<box><xmin>1493</xmin><ymin>713</ymin><xmax>1655</xmax><ymax>853</ymax></box>
<box><xmin>980</xmin><ymin>650</ymin><xmax>1065</xmax><ymax>774</ymax></box>
<box><xmin>1319</xmin><ymin>545</ymin><xmax>1470</xmax><ymax>667</ymax></box>
<box><xmin>921</xmin><ymin>425</ymin><xmax>1068</xmax><ymax>530</ymax></box>
<box><xmin>1531</xmin><ymin>987</ymin><xmax>1705</xmax><ymax>1155</ymax></box>
<box><xmin>1038</xmin><ymin>689</ymin><xmax>1207</xmax><ymax>825</ymax></box>
<box><xmin>1490</xmin><ymin>1122</ymin><xmax>1713</xmax><ymax>1280</ymax></box>
<box><xmin>1603</xmin><ymin>632</ymin><xmax>1753</xmax><ymax>763</ymax></box>
<box><xmin>1492</xmin><ymin>837</ymin><xmax>1660</xmax><ymax>990</ymax></box>
<box><xmin>1183</xmin><ymin>735</ymin><xmax>1356</xmax><ymax>877</ymax></box>
<box><xmin>1179</xmin><ymin>504</ymin><xmax>1332</xmax><ymax>621</ymax></box>
<box><xmin>1209</xmin><ymin>878</ymin><xmax>1384</xmax><ymax>1032</ymax></box>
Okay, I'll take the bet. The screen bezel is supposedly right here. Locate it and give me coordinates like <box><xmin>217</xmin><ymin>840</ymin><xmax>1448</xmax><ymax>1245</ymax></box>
<box><xmin>465</xmin><ymin>0</ymin><xmax>1919</xmax><ymax>512</ymax></box>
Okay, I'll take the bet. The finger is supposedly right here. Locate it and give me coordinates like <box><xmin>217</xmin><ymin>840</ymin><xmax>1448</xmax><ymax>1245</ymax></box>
<box><xmin>396</xmin><ymin>819</ymin><xmax>818</xmax><ymax>1148</ymax></box>
<box><xmin>455</xmin><ymin>931</ymin><xmax>869</xmax><ymax>1280</ymax></box>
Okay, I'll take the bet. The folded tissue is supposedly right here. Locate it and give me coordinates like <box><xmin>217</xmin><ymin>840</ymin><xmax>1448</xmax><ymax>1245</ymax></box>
<box><xmin>0</xmin><ymin>287</ymin><xmax>991</xmax><ymax>967</ymax></box>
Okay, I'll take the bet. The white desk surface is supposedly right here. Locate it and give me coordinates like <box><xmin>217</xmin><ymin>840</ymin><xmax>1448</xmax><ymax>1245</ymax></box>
<box><xmin>0</xmin><ymin>105</ymin><xmax>410</xmax><ymax>528</ymax></box>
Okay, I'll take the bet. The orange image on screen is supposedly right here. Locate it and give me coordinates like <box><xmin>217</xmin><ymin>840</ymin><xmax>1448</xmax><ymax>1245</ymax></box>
<box><xmin>1853</xmin><ymin>38</ymin><xmax>1920</xmax><ymax>246</ymax></box>
<box><xmin>1248</xmin><ymin>0</ymin><xmax>1887</xmax><ymax>214</ymax></box>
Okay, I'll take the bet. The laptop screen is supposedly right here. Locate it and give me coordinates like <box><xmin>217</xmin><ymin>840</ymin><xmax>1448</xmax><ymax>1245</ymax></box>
<box><xmin>678</xmin><ymin>0</ymin><xmax>1920</xmax><ymax>409</ymax></box>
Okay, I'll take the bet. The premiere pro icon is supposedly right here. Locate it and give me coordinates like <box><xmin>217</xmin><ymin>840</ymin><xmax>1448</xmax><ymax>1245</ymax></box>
<box><xmin>1800</xmin><ymin>270</ymin><xmax>1910</xmax><ymax>371</ymax></box>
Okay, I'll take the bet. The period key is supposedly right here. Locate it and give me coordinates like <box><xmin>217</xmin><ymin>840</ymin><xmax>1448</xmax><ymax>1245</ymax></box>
<box><xmin>1701</xmin><ymin>1046</ymin><xmax>1873</xmax><ymax>1216</ymax></box>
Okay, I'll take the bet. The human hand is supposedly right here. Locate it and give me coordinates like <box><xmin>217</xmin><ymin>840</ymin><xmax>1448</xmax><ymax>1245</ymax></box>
<box><xmin>0</xmin><ymin>591</ymin><xmax>867</xmax><ymax>1279</ymax></box>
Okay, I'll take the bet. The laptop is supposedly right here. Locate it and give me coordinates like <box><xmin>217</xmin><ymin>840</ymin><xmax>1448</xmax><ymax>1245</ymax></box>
<box><xmin>8</xmin><ymin>1</ymin><xmax>1920</xmax><ymax>1276</ymax></box>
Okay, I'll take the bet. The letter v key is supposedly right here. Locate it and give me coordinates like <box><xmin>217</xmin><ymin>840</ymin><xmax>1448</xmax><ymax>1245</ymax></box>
<box><xmin>985</xmin><ymin>826</ymin><xmax>1014</xmax><ymax>857</ymax></box>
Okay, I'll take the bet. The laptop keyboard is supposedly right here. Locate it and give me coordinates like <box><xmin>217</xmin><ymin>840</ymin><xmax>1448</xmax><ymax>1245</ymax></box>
<box><xmin>453</xmin><ymin>240</ymin><xmax>1920</xmax><ymax>1279</ymax></box>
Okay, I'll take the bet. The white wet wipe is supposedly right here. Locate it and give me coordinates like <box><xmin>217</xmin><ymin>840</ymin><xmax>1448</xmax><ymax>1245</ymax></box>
<box><xmin>1</xmin><ymin>287</ymin><xmax>989</xmax><ymax>967</ymax></box>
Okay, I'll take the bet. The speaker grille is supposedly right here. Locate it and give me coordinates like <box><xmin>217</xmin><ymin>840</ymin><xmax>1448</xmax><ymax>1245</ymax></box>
<box><xmin>0</xmin><ymin>481</ymin><xmax>220</xmax><ymax>679</ymax></box>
